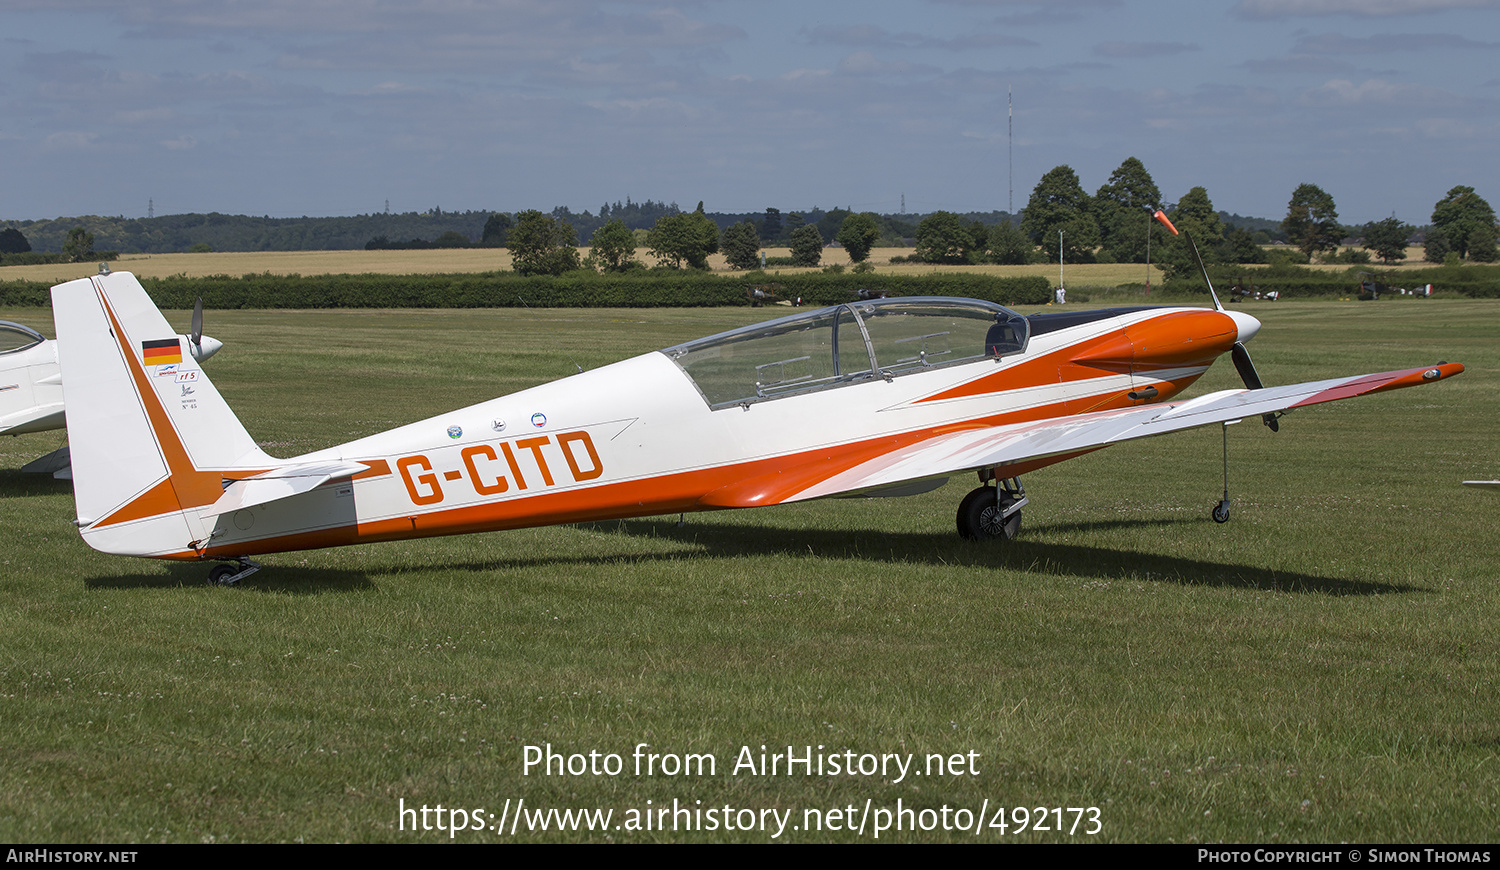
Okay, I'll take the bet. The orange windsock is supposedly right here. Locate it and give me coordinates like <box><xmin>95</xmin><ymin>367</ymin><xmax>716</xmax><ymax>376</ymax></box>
<box><xmin>1152</xmin><ymin>209</ymin><xmax>1179</xmax><ymax>235</ymax></box>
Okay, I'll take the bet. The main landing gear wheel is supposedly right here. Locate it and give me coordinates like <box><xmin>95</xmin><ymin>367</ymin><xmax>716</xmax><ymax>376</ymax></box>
<box><xmin>957</xmin><ymin>486</ymin><xmax>1022</xmax><ymax>541</ymax></box>
<box><xmin>207</xmin><ymin>558</ymin><xmax>262</xmax><ymax>586</ymax></box>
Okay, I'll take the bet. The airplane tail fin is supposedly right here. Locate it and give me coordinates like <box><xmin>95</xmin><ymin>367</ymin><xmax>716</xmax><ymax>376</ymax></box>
<box><xmin>51</xmin><ymin>272</ymin><xmax>274</xmax><ymax>558</ymax></box>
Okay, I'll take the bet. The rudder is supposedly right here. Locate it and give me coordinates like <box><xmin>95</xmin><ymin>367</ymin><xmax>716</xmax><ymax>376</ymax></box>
<box><xmin>51</xmin><ymin>272</ymin><xmax>273</xmax><ymax>558</ymax></box>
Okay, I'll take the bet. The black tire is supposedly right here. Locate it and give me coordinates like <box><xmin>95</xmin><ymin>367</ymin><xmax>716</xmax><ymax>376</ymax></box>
<box><xmin>208</xmin><ymin>564</ymin><xmax>238</xmax><ymax>585</ymax></box>
<box><xmin>1212</xmin><ymin>501</ymin><xmax>1230</xmax><ymax>524</ymax></box>
<box><xmin>957</xmin><ymin>486</ymin><xmax>1021</xmax><ymax>541</ymax></box>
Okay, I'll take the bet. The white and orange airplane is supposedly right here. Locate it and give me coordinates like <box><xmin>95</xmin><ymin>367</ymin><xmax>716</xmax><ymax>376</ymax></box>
<box><xmin>50</xmin><ymin>270</ymin><xmax>1462</xmax><ymax>584</ymax></box>
<box><xmin>2</xmin><ymin>279</ymin><xmax>221</xmax><ymax>477</ymax></box>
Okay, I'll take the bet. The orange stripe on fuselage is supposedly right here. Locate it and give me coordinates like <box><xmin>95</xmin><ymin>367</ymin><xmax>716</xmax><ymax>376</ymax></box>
<box><xmin>1126</xmin><ymin>310</ymin><xmax>1238</xmax><ymax>369</ymax></box>
<box><xmin>186</xmin><ymin>312</ymin><xmax>1236</xmax><ymax>559</ymax></box>
<box><xmin>919</xmin><ymin>310</ymin><xmax>1235</xmax><ymax>405</ymax></box>
<box><xmin>352</xmin><ymin>459</ymin><xmax>391</xmax><ymax>480</ymax></box>
<box><xmin>193</xmin><ymin>383</ymin><xmax>1178</xmax><ymax>560</ymax></box>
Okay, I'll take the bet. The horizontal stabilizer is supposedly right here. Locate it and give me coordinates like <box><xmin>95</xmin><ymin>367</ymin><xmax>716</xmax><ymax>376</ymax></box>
<box><xmin>203</xmin><ymin>461</ymin><xmax>373</xmax><ymax>518</ymax></box>
<box><xmin>0</xmin><ymin>402</ymin><xmax>66</xmax><ymax>436</ymax></box>
<box><xmin>20</xmin><ymin>445</ymin><xmax>72</xmax><ymax>478</ymax></box>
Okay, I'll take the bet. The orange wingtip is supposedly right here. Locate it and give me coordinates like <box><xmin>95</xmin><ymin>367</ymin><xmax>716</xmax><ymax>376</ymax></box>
<box><xmin>1152</xmin><ymin>210</ymin><xmax>1180</xmax><ymax>235</ymax></box>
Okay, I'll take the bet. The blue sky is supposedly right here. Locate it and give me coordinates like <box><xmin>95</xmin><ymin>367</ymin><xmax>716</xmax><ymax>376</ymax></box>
<box><xmin>3</xmin><ymin>0</ymin><xmax>1498</xmax><ymax>225</ymax></box>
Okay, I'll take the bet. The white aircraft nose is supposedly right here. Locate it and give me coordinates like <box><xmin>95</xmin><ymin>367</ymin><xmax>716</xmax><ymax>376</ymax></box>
<box><xmin>190</xmin><ymin>334</ymin><xmax>224</xmax><ymax>362</ymax></box>
<box><xmin>1224</xmin><ymin>309</ymin><xmax>1261</xmax><ymax>344</ymax></box>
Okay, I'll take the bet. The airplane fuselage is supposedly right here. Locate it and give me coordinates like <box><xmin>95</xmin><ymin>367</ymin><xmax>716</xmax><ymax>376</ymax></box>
<box><xmin>165</xmin><ymin>304</ymin><xmax>1241</xmax><ymax>559</ymax></box>
<box><xmin>0</xmin><ymin>323</ymin><xmax>65</xmax><ymax>437</ymax></box>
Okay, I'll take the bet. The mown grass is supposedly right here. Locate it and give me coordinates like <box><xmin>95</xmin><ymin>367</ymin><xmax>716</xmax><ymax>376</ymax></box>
<box><xmin>0</xmin><ymin>300</ymin><xmax>1496</xmax><ymax>842</ymax></box>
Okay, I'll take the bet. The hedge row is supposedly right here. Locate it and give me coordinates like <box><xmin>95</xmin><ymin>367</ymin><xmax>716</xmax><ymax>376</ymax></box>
<box><xmin>1165</xmin><ymin>264</ymin><xmax>1500</xmax><ymax>298</ymax></box>
<box><xmin>0</xmin><ymin>270</ymin><xmax>1053</xmax><ymax>310</ymax></box>
<box><xmin>0</xmin><ymin>251</ymin><xmax>120</xmax><ymax>268</ymax></box>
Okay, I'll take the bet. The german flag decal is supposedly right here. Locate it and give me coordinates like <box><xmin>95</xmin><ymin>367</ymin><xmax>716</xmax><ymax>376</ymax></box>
<box><xmin>141</xmin><ymin>338</ymin><xmax>183</xmax><ymax>366</ymax></box>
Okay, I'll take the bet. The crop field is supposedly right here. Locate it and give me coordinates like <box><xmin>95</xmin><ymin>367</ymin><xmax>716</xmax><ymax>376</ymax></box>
<box><xmin>0</xmin><ymin>245</ymin><xmax>1430</xmax><ymax>286</ymax></box>
<box><xmin>1</xmin><ymin>298</ymin><xmax>1496</xmax><ymax>842</ymax></box>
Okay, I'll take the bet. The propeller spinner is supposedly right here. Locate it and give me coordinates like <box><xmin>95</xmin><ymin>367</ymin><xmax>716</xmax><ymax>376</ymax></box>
<box><xmin>1151</xmin><ymin>206</ymin><xmax>1278</xmax><ymax>431</ymax></box>
<box><xmin>187</xmin><ymin>296</ymin><xmax>224</xmax><ymax>363</ymax></box>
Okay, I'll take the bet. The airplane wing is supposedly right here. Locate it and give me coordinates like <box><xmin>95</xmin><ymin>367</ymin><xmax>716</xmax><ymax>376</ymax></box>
<box><xmin>0</xmin><ymin>402</ymin><xmax>66</xmax><ymax>436</ymax></box>
<box><xmin>787</xmin><ymin>363</ymin><xmax>1464</xmax><ymax>502</ymax></box>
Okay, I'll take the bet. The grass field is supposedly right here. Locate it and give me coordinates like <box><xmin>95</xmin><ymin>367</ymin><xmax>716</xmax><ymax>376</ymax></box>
<box><xmin>1</xmin><ymin>245</ymin><xmax>1433</xmax><ymax>285</ymax></box>
<box><xmin>1</xmin><ymin>298</ymin><xmax>1496</xmax><ymax>842</ymax></box>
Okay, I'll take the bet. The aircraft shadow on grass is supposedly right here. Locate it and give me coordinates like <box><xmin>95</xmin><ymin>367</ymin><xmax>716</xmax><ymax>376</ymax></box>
<box><xmin>0</xmin><ymin>470</ymin><xmax>72</xmax><ymax>499</ymax></box>
<box><xmin>566</xmin><ymin>517</ymin><xmax>1421</xmax><ymax>597</ymax></box>
<box><xmin>79</xmin><ymin>516</ymin><xmax>1420</xmax><ymax>596</ymax></box>
<box><xmin>84</xmin><ymin>564</ymin><xmax>375</xmax><ymax>593</ymax></box>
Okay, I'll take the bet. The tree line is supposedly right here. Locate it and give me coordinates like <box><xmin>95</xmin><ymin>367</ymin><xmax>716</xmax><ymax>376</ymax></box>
<box><xmin>1005</xmin><ymin>160</ymin><xmax>1495</xmax><ymax>273</ymax></box>
<box><xmin>494</xmin><ymin>162</ymin><xmax>1496</xmax><ymax>279</ymax></box>
<box><xmin>4</xmin><ymin>166</ymin><xmax>1494</xmax><ymax>273</ymax></box>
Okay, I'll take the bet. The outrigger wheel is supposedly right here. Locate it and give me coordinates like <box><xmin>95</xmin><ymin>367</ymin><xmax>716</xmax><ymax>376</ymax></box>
<box><xmin>957</xmin><ymin>478</ymin><xmax>1026</xmax><ymax>541</ymax></box>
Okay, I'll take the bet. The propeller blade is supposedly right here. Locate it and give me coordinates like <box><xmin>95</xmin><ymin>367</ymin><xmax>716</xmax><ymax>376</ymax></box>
<box><xmin>185</xmin><ymin>296</ymin><xmax>223</xmax><ymax>362</ymax></box>
<box><xmin>1230</xmin><ymin>341</ymin><xmax>1263</xmax><ymax>390</ymax></box>
<box><xmin>1231</xmin><ymin>340</ymin><xmax>1280</xmax><ymax>431</ymax></box>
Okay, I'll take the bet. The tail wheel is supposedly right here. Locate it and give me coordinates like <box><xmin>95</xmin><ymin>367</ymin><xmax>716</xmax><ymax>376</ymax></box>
<box><xmin>957</xmin><ymin>486</ymin><xmax>1022</xmax><ymax>541</ymax></box>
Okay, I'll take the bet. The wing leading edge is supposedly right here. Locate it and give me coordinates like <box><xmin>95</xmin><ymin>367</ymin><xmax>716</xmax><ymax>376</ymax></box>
<box><xmin>787</xmin><ymin>363</ymin><xmax>1464</xmax><ymax>502</ymax></box>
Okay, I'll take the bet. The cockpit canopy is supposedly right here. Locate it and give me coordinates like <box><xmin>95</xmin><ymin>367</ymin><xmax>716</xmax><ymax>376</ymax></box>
<box><xmin>0</xmin><ymin>321</ymin><xmax>46</xmax><ymax>355</ymax></box>
<box><xmin>662</xmin><ymin>296</ymin><xmax>1029</xmax><ymax>409</ymax></box>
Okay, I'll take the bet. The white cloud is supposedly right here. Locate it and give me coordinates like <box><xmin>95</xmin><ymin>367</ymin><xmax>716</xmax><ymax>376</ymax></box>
<box><xmin>1299</xmin><ymin>77</ymin><xmax>1452</xmax><ymax>106</ymax></box>
<box><xmin>805</xmin><ymin>24</ymin><xmax>1033</xmax><ymax>51</ymax></box>
<box><xmin>836</xmin><ymin>52</ymin><xmax>931</xmax><ymax>76</ymax></box>
<box><xmin>1093</xmin><ymin>41</ymin><xmax>1200</xmax><ymax>58</ymax></box>
<box><xmin>44</xmin><ymin>131</ymin><xmax>100</xmax><ymax>149</ymax></box>
<box><xmin>1234</xmin><ymin>0</ymin><xmax>1500</xmax><ymax>18</ymax></box>
<box><xmin>1291</xmin><ymin>31</ymin><xmax>1498</xmax><ymax>52</ymax></box>
<box><xmin>113</xmin><ymin>107</ymin><xmax>176</xmax><ymax>124</ymax></box>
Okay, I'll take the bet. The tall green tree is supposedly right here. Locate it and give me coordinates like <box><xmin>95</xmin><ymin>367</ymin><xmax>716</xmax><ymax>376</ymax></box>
<box><xmin>783</xmin><ymin>212</ymin><xmax>806</xmax><ymax>240</ymax></box>
<box><xmin>0</xmin><ymin>227</ymin><xmax>31</xmax><ymax>254</ymax></box>
<box><xmin>913</xmin><ymin>212</ymin><xmax>971</xmax><ymax>264</ymax></box>
<box><xmin>63</xmin><ymin>227</ymin><xmax>95</xmax><ymax>262</ymax></box>
<box><xmin>788</xmin><ymin>224</ymin><xmax>823</xmax><ymax>267</ymax></box>
<box><xmin>588</xmin><ymin>219</ymin><xmax>639</xmax><ymax>272</ymax></box>
<box><xmin>1361</xmin><ymin>216</ymin><xmax>1412</xmax><ymax>264</ymax></box>
<box><xmin>836</xmin><ymin>212</ymin><xmax>880</xmax><ymax>263</ymax></box>
<box><xmin>987</xmin><ymin>220</ymin><xmax>1034</xmax><ymax>265</ymax></box>
<box><xmin>1467</xmin><ymin>225</ymin><xmax>1499</xmax><ymax>262</ymax></box>
<box><xmin>480</xmin><ymin>213</ymin><xmax>512</xmax><ymax>247</ymax></box>
<box><xmin>762</xmin><ymin>208</ymin><xmax>783</xmax><ymax>243</ymax></box>
<box><xmin>508</xmin><ymin>210</ymin><xmax>581</xmax><ymax>276</ymax></box>
<box><xmin>1219</xmin><ymin>226</ymin><xmax>1266</xmax><ymax>264</ymax></box>
<box><xmin>815</xmin><ymin>208</ymin><xmax>852</xmax><ymax>245</ymax></box>
<box><xmin>1430</xmin><ymin>186</ymin><xmax>1497</xmax><ymax>260</ymax></box>
<box><xmin>648</xmin><ymin>205</ymin><xmax>719</xmax><ymax>269</ymax></box>
<box><xmin>1093</xmin><ymin>157</ymin><xmax>1161</xmax><ymax>262</ymax></box>
<box><xmin>1423</xmin><ymin>228</ymin><xmax>1451</xmax><ymax>263</ymax></box>
<box><xmin>1021</xmin><ymin>166</ymin><xmax>1099</xmax><ymax>263</ymax></box>
<box><xmin>721</xmin><ymin>221</ymin><xmax>762</xmax><ymax>270</ymax></box>
<box><xmin>1281</xmin><ymin>183</ymin><xmax>1341</xmax><ymax>258</ymax></box>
